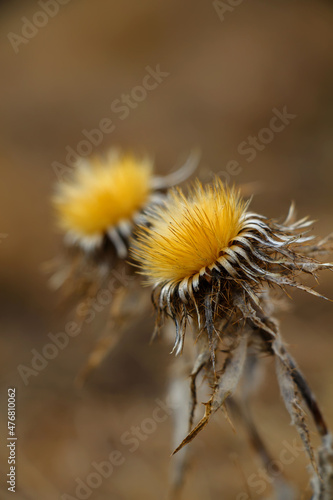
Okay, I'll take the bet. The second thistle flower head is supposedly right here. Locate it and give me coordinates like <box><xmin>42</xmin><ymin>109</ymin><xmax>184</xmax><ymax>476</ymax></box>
<box><xmin>134</xmin><ymin>178</ymin><xmax>331</xmax><ymax>357</ymax></box>
<box><xmin>53</xmin><ymin>152</ymin><xmax>154</xmax><ymax>257</ymax></box>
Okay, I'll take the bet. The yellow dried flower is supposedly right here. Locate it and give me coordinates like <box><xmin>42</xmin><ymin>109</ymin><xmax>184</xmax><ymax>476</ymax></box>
<box><xmin>135</xmin><ymin>179</ymin><xmax>246</xmax><ymax>285</ymax></box>
<box><xmin>133</xmin><ymin>177</ymin><xmax>333</xmax><ymax>495</ymax></box>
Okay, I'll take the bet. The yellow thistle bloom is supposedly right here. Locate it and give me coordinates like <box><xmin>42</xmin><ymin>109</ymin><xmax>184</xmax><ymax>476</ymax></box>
<box><xmin>54</xmin><ymin>154</ymin><xmax>152</xmax><ymax>243</ymax></box>
<box><xmin>53</xmin><ymin>152</ymin><xmax>156</xmax><ymax>257</ymax></box>
<box><xmin>135</xmin><ymin>179</ymin><xmax>247</xmax><ymax>286</ymax></box>
<box><xmin>134</xmin><ymin>178</ymin><xmax>333</xmax><ymax>490</ymax></box>
<box><xmin>134</xmin><ymin>178</ymin><xmax>331</xmax><ymax>355</ymax></box>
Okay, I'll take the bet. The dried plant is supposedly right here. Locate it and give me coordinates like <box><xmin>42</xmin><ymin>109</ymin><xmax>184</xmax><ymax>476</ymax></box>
<box><xmin>50</xmin><ymin>149</ymin><xmax>198</xmax><ymax>384</ymax></box>
<box><xmin>133</xmin><ymin>178</ymin><xmax>333</xmax><ymax>498</ymax></box>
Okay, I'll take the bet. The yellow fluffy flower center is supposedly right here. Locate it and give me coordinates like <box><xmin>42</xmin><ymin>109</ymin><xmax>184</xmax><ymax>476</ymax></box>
<box><xmin>54</xmin><ymin>155</ymin><xmax>153</xmax><ymax>237</ymax></box>
<box><xmin>135</xmin><ymin>180</ymin><xmax>246</xmax><ymax>285</ymax></box>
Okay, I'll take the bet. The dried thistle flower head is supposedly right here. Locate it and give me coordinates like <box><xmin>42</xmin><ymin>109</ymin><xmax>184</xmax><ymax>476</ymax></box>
<box><xmin>50</xmin><ymin>149</ymin><xmax>198</xmax><ymax>384</ymax></box>
<box><xmin>134</xmin><ymin>178</ymin><xmax>333</xmax><ymax>496</ymax></box>
<box><xmin>53</xmin><ymin>152</ymin><xmax>153</xmax><ymax>255</ymax></box>
<box><xmin>135</xmin><ymin>180</ymin><xmax>246</xmax><ymax>285</ymax></box>
<box><xmin>134</xmin><ymin>178</ymin><xmax>331</xmax><ymax>356</ymax></box>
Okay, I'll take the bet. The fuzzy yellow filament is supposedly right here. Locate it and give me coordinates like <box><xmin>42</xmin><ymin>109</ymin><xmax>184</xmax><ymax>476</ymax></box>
<box><xmin>54</xmin><ymin>155</ymin><xmax>153</xmax><ymax>239</ymax></box>
<box><xmin>135</xmin><ymin>179</ymin><xmax>247</xmax><ymax>285</ymax></box>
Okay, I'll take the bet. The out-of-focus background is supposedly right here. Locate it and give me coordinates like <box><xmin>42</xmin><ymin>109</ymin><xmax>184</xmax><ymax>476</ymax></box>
<box><xmin>0</xmin><ymin>1</ymin><xmax>333</xmax><ymax>499</ymax></box>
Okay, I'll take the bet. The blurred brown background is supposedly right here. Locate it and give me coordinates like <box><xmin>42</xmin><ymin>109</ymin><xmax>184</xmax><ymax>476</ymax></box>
<box><xmin>0</xmin><ymin>1</ymin><xmax>333</xmax><ymax>499</ymax></box>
